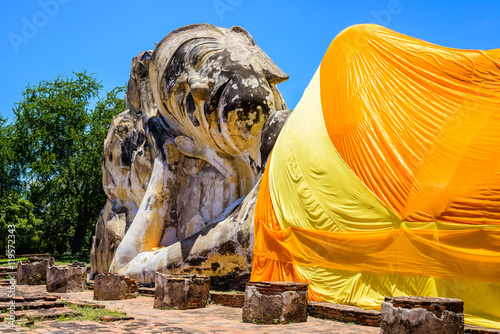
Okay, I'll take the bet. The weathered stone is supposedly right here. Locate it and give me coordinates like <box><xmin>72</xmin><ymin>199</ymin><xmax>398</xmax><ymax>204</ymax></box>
<box><xmin>210</xmin><ymin>291</ymin><xmax>244</xmax><ymax>308</ymax></box>
<box><xmin>93</xmin><ymin>273</ymin><xmax>138</xmax><ymax>300</ymax></box>
<box><xmin>46</xmin><ymin>265</ymin><xmax>87</xmax><ymax>293</ymax></box>
<box><xmin>381</xmin><ymin>296</ymin><xmax>464</xmax><ymax>334</ymax></box>
<box><xmin>307</xmin><ymin>301</ymin><xmax>381</xmax><ymax>327</ymax></box>
<box><xmin>69</xmin><ymin>261</ymin><xmax>86</xmax><ymax>267</ymax></box>
<box><xmin>242</xmin><ymin>281</ymin><xmax>308</xmax><ymax>324</ymax></box>
<box><xmin>0</xmin><ymin>300</ymin><xmax>64</xmax><ymax>311</ymax></box>
<box><xmin>210</xmin><ymin>272</ymin><xmax>250</xmax><ymax>291</ymax></box>
<box><xmin>16</xmin><ymin>258</ymin><xmax>54</xmax><ymax>285</ymax></box>
<box><xmin>154</xmin><ymin>273</ymin><xmax>210</xmax><ymax>310</ymax></box>
<box><xmin>90</xmin><ymin>24</ymin><xmax>291</xmax><ymax>284</ymax></box>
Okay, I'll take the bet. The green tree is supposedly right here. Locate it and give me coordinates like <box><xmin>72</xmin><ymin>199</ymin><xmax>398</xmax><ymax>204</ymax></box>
<box><xmin>10</xmin><ymin>72</ymin><xmax>125</xmax><ymax>254</ymax></box>
<box><xmin>0</xmin><ymin>192</ymin><xmax>43</xmax><ymax>253</ymax></box>
<box><xmin>0</xmin><ymin>117</ymin><xmax>21</xmax><ymax>195</ymax></box>
<box><xmin>0</xmin><ymin>116</ymin><xmax>25</xmax><ymax>254</ymax></box>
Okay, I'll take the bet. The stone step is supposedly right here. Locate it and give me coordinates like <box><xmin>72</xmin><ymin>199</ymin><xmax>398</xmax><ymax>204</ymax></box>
<box><xmin>0</xmin><ymin>267</ymin><xmax>12</xmax><ymax>275</ymax></box>
<box><xmin>138</xmin><ymin>287</ymin><xmax>155</xmax><ymax>296</ymax></box>
<box><xmin>0</xmin><ymin>295</ymin><xmax>57</xmax><ymax>303</ymax></box>
<box><xmin>64</xmin><ymin>300</ymin><xmax>105</xmax><ymax>309</ymax></box>
<box><xmin>1</xmin><ymin>307</ymin><xmax>81</xmax><ymax>322</ymax></box>
<box><xmin>307</xmin><ymin>301</ymin><xmax>381</xmax><ymax>327</ymax></box>
<box><xmin>0</xmin><ymin>300</ymin><xmax>64</xmax><ymax>312</ymax></box>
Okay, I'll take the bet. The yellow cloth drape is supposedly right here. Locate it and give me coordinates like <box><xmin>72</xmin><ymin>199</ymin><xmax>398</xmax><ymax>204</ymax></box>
<box><xmin>252</xmin><ymin>24</ymin><xmax>500</xmax><ymax>329</ymax></box>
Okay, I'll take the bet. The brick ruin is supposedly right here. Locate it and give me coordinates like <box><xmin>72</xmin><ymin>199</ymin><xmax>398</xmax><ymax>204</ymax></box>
<box><xmin>93</xmin><ymin>273</ymin><xmax>138</xmax><ymax>300</ymax></box>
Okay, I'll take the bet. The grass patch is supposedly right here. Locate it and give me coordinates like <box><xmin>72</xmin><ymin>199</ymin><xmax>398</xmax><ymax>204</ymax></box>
<box><xmin>54</xmin><ymin>252</ymin><xmax>90</xmax><ymax>266</ymax></box>
<box><xmin>18</xmin><ymin>302</ymin><xmax>126</xmax><ymax>328</ymax></box>
<box><xmin>56</xmin><ymin>301</ymin><xmax>126</xmax><ymax>322</ymax></box>
<box><xmin>19</xmin><ymin>318</ymin><xmax>37</xmax><ymax>328</ymax></box>
<box><xmin>0</xmin><ymin>257</ymin><xmax>28</xmax><ymax>264</ymax></box>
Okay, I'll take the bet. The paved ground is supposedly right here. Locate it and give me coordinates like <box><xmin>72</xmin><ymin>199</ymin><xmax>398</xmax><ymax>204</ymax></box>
<box><xmin>0</xmin><ymin>286</ymin><xmax>380</xmax><ymax>334</ymax></box>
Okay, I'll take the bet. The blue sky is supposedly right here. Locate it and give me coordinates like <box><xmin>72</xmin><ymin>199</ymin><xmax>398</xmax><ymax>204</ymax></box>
<box><xmin>1</xmin><ymin>0</ymin><xmax>499</xmax><ymax>122</ymax></box>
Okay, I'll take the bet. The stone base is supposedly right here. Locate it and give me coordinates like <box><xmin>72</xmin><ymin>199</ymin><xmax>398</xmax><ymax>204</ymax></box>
<box><xmin>381</xmin><ymin>296</ymin><xmax>464</xmax><ymax>334</ymax></box>
<box><xmin>154</xmin><ymin>273</ymin><xmax>210</xmax><ymax>310</ymax></box>
<box><xmin>46</xmin><ymin>265</ymin><xmax>87</xmax><ymax>293</ymax></box>
<box><xmin>16</xmin><ymin>257</ymin><xmax>54</xmax><ymax>285</ymax></box>
<box><xmin>93</xmin><ymin>273</ymin><xmax>138</xmax><ymax>300</ymax></box>
<box><xmin>242</xmin><ymin>281</ymin><xmax>308</xmax><ymax>325</ymax></box>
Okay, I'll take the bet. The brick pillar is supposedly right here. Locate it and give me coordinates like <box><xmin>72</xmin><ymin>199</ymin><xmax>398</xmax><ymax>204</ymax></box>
<box><xmin>93</xmin><ymin>273</ymin><xmax>138</xmax><ymax>300</ymax></box>
<box><xmin>46</xmin><ymin>265</ymin><xmax>87</xmax><ymax>293</ymax></box>
<box><xmin>16</xmin><ymin>257</ymin><xmax>54</xmax><ymax>285</ymax></box>
<box><xmin>242</xmin><ymin>281</ymin><xmax>308</xmax><ymax>324</ymax></box>
<box><xmin>154</xmin><ymin>273</ymin><xmax>210</xmax><ymax>310</ymax></box>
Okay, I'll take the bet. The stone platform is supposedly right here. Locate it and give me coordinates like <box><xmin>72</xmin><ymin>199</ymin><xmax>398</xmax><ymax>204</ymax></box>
<box><xmin>3</xmin><ymin>285</ymin><xmax>380</xmax><ymax>333</ymax></box>
<box><xmin>2</xmin><ymin>286</ymin><xmax>500</xmax><ymax>333</ymax></box>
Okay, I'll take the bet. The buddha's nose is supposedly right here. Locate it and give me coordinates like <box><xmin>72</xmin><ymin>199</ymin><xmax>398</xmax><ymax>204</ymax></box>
<box><xmin>264</xmin><ymin>68</ymin><xmax>289</xmax><ymax>84</ymax></box>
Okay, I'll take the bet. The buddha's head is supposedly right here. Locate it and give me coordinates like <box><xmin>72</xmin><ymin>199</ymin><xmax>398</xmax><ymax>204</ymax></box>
<box><xmin>149</xmin><ymin>24</ymin><xmax>288</xmax><ymax>156</ymax></box>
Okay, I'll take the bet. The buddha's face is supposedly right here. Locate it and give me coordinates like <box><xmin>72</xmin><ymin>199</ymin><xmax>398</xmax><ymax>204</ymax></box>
<box><xmin>158</xmin><ymin>27</ymin><xmax>288</xmax><ymax>155</ymax></box>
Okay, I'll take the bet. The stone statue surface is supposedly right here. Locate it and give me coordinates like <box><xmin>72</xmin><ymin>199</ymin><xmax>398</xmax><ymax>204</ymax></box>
<box><xmin>90</xmin><ymin>24</ymin><xmax>291</xmax><ymax>283</ymax></box>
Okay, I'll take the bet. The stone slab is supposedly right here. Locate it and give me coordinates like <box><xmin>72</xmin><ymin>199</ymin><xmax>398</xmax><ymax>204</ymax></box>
<box><xmin>6</xmin><ymin>307</ymin><xmax>81</xmax><ymax>321</ymax></box>
<box><xmin>0</xmin><ymin>300</ymin><xmax>65</xmax><ymax>312</ymax></box>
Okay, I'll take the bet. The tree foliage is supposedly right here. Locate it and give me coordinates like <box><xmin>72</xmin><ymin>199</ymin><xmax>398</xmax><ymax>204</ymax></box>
<box><xmin>1</xmin><ymin>72</ymin><xmax>125</xmax><ymax>255</ymax></box>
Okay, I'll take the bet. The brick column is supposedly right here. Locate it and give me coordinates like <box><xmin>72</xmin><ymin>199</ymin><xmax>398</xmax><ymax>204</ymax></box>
<box><xmin>242</xmin><ymin>281</ymin><xmax>308</xmax><ymax>324</ymax></box>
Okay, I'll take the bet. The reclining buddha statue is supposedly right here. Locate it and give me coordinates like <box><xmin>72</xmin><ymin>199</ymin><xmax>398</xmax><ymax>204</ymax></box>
<box><xmin>91</xmin><ymin>23</ymin><xmax>500</xmax><ymax>328</ymax></box>
<box><xmin>90</xmin><ymin>23</ymin><xmax>291</xmax><ymax>283</ymax></box>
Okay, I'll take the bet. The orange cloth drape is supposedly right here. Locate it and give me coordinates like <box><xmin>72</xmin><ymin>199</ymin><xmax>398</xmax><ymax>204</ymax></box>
<box><xmin>251</xmin><ymin>24</ymin><xmax>500</xmax><ymax>328</ymax></box>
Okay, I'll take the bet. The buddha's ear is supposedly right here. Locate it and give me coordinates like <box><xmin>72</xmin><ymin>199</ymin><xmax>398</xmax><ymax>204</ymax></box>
<box><xmin>230</xmin><ymin>26</ymin><xmax>256</xmax><ymax>45</ymax></box>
